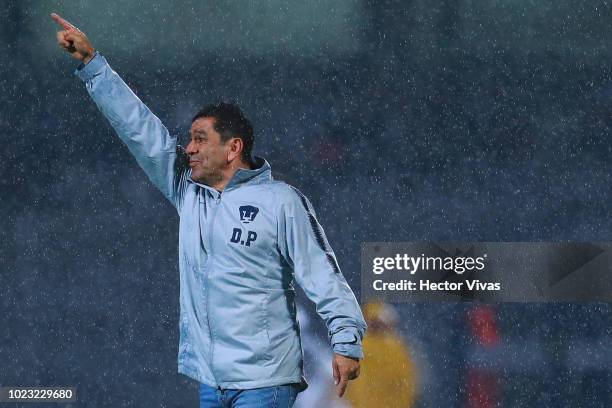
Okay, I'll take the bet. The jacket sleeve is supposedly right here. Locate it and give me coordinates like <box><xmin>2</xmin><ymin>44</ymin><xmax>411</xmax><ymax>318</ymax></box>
<box><xmin>278</xmin><ymin>186</ymin><xmax>367</xmax><ymax>359</ymax></box>
<box><xmin>74</xmin><ymin>52</ymin><xmax>188</xmax><ymax>211</ymax></box>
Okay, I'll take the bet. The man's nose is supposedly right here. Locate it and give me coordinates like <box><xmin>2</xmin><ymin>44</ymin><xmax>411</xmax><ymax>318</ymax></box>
<box><xmin>185</xmin><ymin>141</ymin><xmax>196</xmax><ymax>155</ymax></box>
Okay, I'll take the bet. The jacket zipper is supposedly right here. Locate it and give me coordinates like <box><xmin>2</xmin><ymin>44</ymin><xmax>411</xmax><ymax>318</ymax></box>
<box><xmin>204</xmin><ymin>189</ymin><xmax>222</xmax><ymax>385</ymax></box>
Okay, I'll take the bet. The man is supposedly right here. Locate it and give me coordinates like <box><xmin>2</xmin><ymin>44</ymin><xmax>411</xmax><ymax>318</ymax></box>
<box><xmin>51</xmin><ymin>13</ymin><xmax>366</xmax><ymax>408</ymax></box>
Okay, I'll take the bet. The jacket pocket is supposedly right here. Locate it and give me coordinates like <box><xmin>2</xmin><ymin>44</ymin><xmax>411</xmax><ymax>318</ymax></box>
<box><xmin>255</xmin><ymin>293</ymin><xmax>273</xmax><ymax>361</ymax></box>
<box><xmin>178</xmin><ymin>316</ymin><xmax>194</xmax><ymax>360</ymax></box>
<box><xmin>265</xmin><ymin>288</ymin><xmax>299</xmax><ymax>342</ymax></box>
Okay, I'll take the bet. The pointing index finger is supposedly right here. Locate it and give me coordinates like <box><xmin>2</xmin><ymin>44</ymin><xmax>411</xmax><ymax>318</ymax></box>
<box><xmin>50</xmin><ymin>13</ymin><xmax>76</xmax><ymax>31</ymax></box>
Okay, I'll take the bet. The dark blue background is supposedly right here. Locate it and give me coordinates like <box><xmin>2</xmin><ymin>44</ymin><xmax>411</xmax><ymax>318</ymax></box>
<box><xmin>2</xmin><ymin>1</ymin><xmax>612</xmax><ymax>406</ymax></box>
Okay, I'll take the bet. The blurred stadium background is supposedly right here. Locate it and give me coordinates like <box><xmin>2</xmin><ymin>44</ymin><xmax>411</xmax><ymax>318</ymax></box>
<box><xmin>2</xmin><ymin>0</ymin><xmax>612</xmax><ymax>406</ymax></box>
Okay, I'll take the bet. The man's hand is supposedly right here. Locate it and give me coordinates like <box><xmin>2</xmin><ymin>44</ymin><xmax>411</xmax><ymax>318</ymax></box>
<box><xmin>332</xmin><ymin>353</ymin><xmax>360</xmax><ymax>398</ymax></box>
<box><xmin>51</xmin><ymin>13</ymin><xmax>95</xmax><ymax>64</ymax></box>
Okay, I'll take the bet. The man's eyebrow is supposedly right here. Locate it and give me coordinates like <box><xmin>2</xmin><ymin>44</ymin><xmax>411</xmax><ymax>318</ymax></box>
<box><xmin>191</xmin><ymin>130</ymin><xmax>208</xmax><ymax>136</ymax></box>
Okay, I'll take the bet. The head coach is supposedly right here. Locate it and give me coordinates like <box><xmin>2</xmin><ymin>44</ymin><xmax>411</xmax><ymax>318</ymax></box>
<box><xmin>52</xmin><ymin>13</ymin><xmax>366</xmax><ymax>408</ymax></box>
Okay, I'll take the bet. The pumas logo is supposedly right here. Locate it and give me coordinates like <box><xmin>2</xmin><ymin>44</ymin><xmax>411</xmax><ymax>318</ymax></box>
<box><xmin>239</xmin><ymin>205</ymin><xmax>259</xmax><ymax>224</ymax></box>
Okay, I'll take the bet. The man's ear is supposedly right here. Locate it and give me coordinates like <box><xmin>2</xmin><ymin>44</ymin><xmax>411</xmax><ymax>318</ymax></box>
<box><xmin>227</xmin><ymin>137</ymin><xmax>244</xmax><ymax>163</ymax></box>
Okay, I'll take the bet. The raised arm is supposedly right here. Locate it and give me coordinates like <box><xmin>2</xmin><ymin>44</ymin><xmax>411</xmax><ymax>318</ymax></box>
<box><xmin>51</xmin><ymin>13</ymin><xmax>188</xmax><ymax>210</ymax></box>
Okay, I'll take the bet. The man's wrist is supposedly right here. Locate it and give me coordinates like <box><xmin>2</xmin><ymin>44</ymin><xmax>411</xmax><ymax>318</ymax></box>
<box><xmin>75</xmin><ymin>51</ymin><xmax>105</xmax><ymax>82</ymax></box>
<box><xmin>82</xmin><ymin>50</ymin><xmax>96</xmax><ymax>65</ymax></box>
<box><xmin>334</xmin><ymin>353</ymin><xmax>360</xmax><ymax>362</ymax></box>
<box><xmin>333</xmin><ymin>345</ymin><xmax>364</xmax><ymax>359</ymax></box>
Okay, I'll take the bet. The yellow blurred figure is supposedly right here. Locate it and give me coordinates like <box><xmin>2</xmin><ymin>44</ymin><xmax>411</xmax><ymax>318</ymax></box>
<box><xmin>345</xmin><ymin>302</ymin><xmax>418</xmax><ymax>408</ymax></box>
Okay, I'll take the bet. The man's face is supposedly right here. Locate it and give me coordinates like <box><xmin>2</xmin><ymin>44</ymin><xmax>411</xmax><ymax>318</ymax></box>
<box><xmin>186</xmin><ymin>117</ymin><xmax>230</xmax><ymax>185</ymax></box>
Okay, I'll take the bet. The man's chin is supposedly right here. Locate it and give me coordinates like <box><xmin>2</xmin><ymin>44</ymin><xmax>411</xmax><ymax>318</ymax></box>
<box><xmin>191</xmin><ymin>170</ymin><xmax>214</xmax><ymax>186</ymax></box>
<box><xmin>190</xmin><ymin>170</ymin><xmax>204</xmax><ymax>183</ymax></box>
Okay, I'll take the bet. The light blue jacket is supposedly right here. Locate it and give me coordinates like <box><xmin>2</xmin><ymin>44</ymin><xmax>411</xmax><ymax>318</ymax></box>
<box><xmin>75</xmin><ymin>53</ymin><xmax>366</xmax><ymax>390</ymax></box>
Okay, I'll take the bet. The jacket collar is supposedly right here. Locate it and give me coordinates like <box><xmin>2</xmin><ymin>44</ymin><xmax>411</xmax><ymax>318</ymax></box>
<box><xmin>187</xmin><ymin>156</ymin><xmax>272</xmax><ymax>193</ymax></box>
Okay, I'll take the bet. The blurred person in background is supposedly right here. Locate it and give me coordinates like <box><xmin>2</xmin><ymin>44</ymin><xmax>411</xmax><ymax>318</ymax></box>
<box><xmin>51</xmin><ymin>12</ymin><xmax>366</xmax><ymax>408</ymax></box>
<box><xmin>345</xmin><ymin>302</ymin><xmax>418</xmax><ymax>408</ymax></box>
<box><xmin>465</xmin><ymin>305</ymin><xmax>501</xmax><ymax>408</ymax></box>
<box><xmin>293</xmin><ymin>306</ymin><xmax>351</xmax><ymax>408</ymax></box>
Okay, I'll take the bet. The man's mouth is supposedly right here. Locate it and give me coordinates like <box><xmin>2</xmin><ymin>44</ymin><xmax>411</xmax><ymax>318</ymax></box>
<box><xmin>189</xmin><ymin>160</ymin><xmax>199</xmax><ymax>167</ymax></box>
